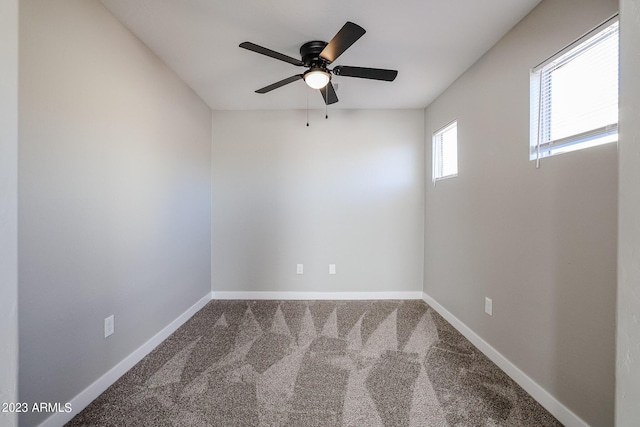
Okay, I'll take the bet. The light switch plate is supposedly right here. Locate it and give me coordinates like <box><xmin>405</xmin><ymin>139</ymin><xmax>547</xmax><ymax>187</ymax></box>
<box><xmin>104</xmin><ymin>315</ymin><xmax>114</xmax><ymax>338</ymax></box>
<box><xmin>329</xmin><ymin>264</ymin><xmax>336</xmax><ymax>275</ymax></box>
<box><xmin>485</xmin><ymin>298</ymin><xmax>493</xmax><ymax>316</ymax></box>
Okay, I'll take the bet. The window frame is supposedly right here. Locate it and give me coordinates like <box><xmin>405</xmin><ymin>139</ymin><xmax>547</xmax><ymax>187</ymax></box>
<box><xmin>432</xmin><ymin>119</ymin><xmax>458</xmax><ymax>183</ymax></box>
<box><xmin>530</xmin><ymin>16</ymin><xmax>619</xmax><ymax>162</ymax></box>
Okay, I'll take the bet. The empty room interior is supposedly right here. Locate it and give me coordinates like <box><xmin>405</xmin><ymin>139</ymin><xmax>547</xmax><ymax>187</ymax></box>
<box><xmin>2</xmin><ymin>0</ymin><xmax>640</xmax><ymax>426</ymax></box>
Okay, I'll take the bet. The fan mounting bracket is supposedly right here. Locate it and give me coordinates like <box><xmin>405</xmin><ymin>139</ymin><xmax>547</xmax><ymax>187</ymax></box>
<box><xmin>300</xmin><ymin>41</ymin><xmax>329</xmax><ymax>67</ymax></box>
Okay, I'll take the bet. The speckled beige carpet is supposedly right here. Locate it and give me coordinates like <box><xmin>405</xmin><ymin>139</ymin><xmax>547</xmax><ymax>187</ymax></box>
<box><xmin>66</xmin><ymin>300</ymin><xmax>562</xmax><ymax>426</ymax></box>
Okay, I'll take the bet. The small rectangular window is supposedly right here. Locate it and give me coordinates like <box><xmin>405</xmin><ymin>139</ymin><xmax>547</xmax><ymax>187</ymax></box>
<box><xmin>530</xmin><ymin>17</ymin><xmax>619</xmax><ymax>161</ymax></box>
<box><xmin>433</xmin><ymin>120</ymin><xmax>458</xmax><ymax>182</ymax></box>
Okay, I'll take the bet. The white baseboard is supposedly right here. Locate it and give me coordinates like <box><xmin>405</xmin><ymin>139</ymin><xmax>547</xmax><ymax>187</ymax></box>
<box><xmin>38</xmin><ymin>292</ymin><xmax>213</xmax><ymax>427</ymax></box>
<box><xmin>212</xmin><ymin>290</ymin><xmax>423</xmax><ymax>300</ymax></box>
<box><xmin>422</xmin><ymin>292</ymin><xmax>589</xmax><ymax>427</ymax></box>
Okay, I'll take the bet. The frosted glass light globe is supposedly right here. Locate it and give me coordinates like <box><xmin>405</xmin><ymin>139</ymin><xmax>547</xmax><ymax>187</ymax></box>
<box><xmin>304</xmin><ymin>70</ymin><xmax>330</xmax><ymax>89</ymax></box>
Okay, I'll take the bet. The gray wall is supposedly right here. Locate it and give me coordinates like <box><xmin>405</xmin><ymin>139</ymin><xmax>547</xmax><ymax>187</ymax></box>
<box><xmin>212</xmin><ymin>109</ymin><xmax>424</xmax><ymax>294</ymax></box>
<box><xmin>0</xmin><ymin>0</ymin><xmax>19</xmax><ymax>426</ymax></box>
<box><xmin>617</xmin><ymin>0</ymin><xmax>640</xmax><ymax>425</ymax></box>
<box><xmin>423</xmin><ymin>0</ymin><xmax>617</xmax><ymax>425</ymax></box>
<box><xmin>18</xmin><ymin>0</ymin><xmax>212</xmax><ymax>425</ymax></box>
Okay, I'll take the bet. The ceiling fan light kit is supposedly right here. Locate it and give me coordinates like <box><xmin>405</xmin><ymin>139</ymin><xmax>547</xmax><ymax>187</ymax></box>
<box><xmin>303</xmin><ymin>68</ymin><xmax>330</xmax><ymax>89</ymax></box>
<box><xmin>239</xmin><ymin>21</ymin><xmax>398</xmax><ymax>105</ymax></box>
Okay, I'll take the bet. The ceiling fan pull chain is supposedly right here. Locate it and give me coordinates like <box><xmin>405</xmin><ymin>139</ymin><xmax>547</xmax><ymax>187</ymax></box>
<box><xmin>324</xmin><ymin>88</ymin><xmax>331</xmax><ymax>120</ymax></box>
<box><xmin>306</xmin><ymin>89</ymin><xmax>310</xmax><ymax>127</ymax></box>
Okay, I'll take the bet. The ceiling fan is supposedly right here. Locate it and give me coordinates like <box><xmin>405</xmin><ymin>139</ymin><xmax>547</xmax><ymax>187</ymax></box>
<box><xmin>239</xmin><ymin>22</ymin><xmax>398</xmax><ymax>105</ymax></box>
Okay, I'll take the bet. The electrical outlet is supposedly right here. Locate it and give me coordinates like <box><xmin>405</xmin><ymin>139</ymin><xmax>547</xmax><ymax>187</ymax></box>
<box><xmin>484</xmin><ymin>298</ymin><xmax>493</xmax><ymax>316</ymax></box>
<box><xmin>296</xmin><ymin>264</ymin><xmax>303</xmax><ymax>275</ymax></box>
<box><xmin>329</xmin><ymin>264</ymin><xmax>336</xmax><ymax>275</ymax></box>
<box><xmin>104</xmin><ymin>315</ymin><xmax>114</xmax><ymax>338</ymax></box>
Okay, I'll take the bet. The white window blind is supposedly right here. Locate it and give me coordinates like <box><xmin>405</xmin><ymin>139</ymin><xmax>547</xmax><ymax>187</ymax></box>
<box><xmin>432</xmin><ymin>120</ymin><xmax>458</xmax><ymax>182</ymax></box>
<box><xmin>530</xmin><ymin>17</ymin><xmax>618</xmax><ymax>162</ymax></box>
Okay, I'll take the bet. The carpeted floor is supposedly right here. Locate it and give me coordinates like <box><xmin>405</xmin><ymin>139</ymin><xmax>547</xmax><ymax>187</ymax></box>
<box><xmin>66</xmin><ymin>300</ymin><xmax>562</xmax><ymax>426</ymax></box>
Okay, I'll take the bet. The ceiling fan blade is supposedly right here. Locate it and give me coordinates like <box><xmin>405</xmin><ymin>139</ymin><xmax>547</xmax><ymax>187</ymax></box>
<box><xmin>332</xmin><ymin>66</ymin><xmax>398</xmax><ymax>81</ymax></box>
<box><xmin>240</xmin><ymin>42</ymin><xmax>304</xmax><ymax>66</ymax></box>
<box><xmin>319</xmin><ymin>82</ymin><xmax>339</xmax><ymax>105</ymax></box>
<box><xmin>255</xmin><ymin>74</ymin><xmax>303</xmax><ymax>94</ymax></box>
<box><xmin>320</xmin><ymin>22</ymin><xmax>366</xmax><ymax>64</ymax></box>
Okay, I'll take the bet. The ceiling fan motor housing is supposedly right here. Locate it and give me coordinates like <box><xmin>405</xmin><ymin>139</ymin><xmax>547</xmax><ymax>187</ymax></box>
<box><xmin>300</xmin><ymin>41</ymin><xmax>329</xmax><ymax>68</ymax></box>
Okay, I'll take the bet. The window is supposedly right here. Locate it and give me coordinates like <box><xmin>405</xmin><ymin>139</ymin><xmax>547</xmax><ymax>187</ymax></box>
<box><xmin>432</xmin><ymin>120</ymin><xmax>458</xmax><ymax>182</ymax></box>
<box><xmin>530</xmin><ymin>17</ymin><xmax>618</xmax><ymax>161</ymax></box>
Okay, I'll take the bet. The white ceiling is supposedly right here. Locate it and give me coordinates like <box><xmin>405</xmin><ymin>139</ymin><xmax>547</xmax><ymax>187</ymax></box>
<box><xmin>99</xmin><ymin>0</ymin><xmax>541</xmax><ymax>110</ymax></box>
